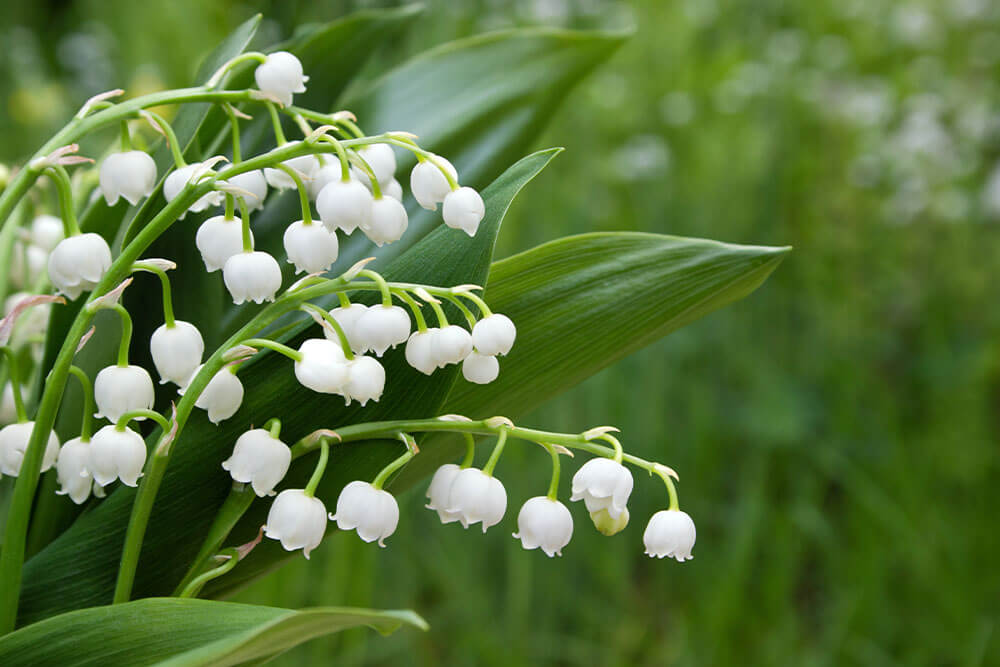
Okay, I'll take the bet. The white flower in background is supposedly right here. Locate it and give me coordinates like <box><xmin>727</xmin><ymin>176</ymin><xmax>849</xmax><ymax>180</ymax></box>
<box><xmin>0</xmin><ymin>422</ymin><xmax>60</xmax><ymax>477</ymax></box>
<box><xmin>223</xmin><ymin>251</ymin><xmax>282</xmax><ymax>304</ymax></box>
<box><xmin>283</xmin><ymin>221</ymin><xmax>339</xmax><ymax>274</ymax></box>
<box><xmin>432</xmin><ymin>324</ymin><xmax>473</xmax><ymax>367</ymax></box>
<box><xmin>355</xmin><ymin>143</ymin><xmax>396</xmax><ymax>186</ymax></box>
<box><xmin>405</xmin><ymin>329</ymin><xmax>438</xmax><ymax>375</ymax></box>
<box><xmin>93</xmin><ymin>365</ymin><xmax>155</xmax><ymax>423</ymax></box>
<box><xmin>316</xmin><ymin>179</ymin><xmax>373</xmax><ymax>235</ymax></box>
<box><xmin>11</xmin><ymin>242</ymin><xmax>47</xmax><ymax>289</ymax></box>
<box><xmin>0</xmin><ymin>383</ymin><xmax>21</xmax><ymax>425</ymax></box>
<box><xmin>254</xmin><ymin>51</ymin><xmax>308</xmax><ymax>106</ymax></box>
<box><xmin>445</xmin><ymin>467</ymin><xmax>507</xmax><ymax>532</ymax></box>
<box><xmin>643</xmin><ymin>509</ymin><xmax>696</xmax><ymax>561</ymax></box>
<box><xmin>462</xmin><ymin>351</ymin><xmax>499</xmax><ymax>384</ymax></box>
<box><xmin>410</xmin><ymin>156</ymin><xmax>457</xmax><ymax>210</ymax></box>
<box><xmin>99</xmin><ymin>150</ymin><xmax>157</xmax><ymax>206</ymax></box>
<box><xmin>150</xmin><ymin>321</ymin><xmax>205</xmax><ymax>386</ymax></box>
<box><xmin>570</xmin><ymin>458</ymin><xmax>633</xmax><ymax>519</ymax></box>
<box><xmin>361</xmin><ymin>197</ymin><xmax>408</xmax><ymax>246</ymax></box>
<box><xmin>308</xmin><ymin>163</ymin><xmax>341</xmax><ymax>200</ymax></box>
<box><xmin>442</xmin><ymin>186</ymin><xmax>486</xmax><ymax>237</ymax></box>
<box><xmin>5</xmin><ymin>292</ymin><xmax>51</xmax><ymax>341</ymax></box>
<box><xmin>343</xmin><ymin>356</ymin><xmax>385</xmax><ymax>406</ymax></box>
<box><xmin>89</xmin><ymin>424</ymin><xmax>146</xmax><ymax>487</ymax></box>
<box><xmin>332</xmin><ymin>480</ymin><xmax>399</xmax><ymax>546</ymax></box>
<box><xmin>181</xmin><ymin>365</ymin><xmax>244</xmax><ymax>424</ymax></box>
<box><xmin>471</xmin><ymin>313</ymin><xmax>516</xmax><ymax>356</ymax></box>
<box><xmin>383</xmin><ymin>179</ymin><xmax>403</xmax><ymax>202</ymax></box>
<box><xmin>47</xmin><ymin>233</ymin><xmax>113</xmax><ymax>300</ymax></box>
<box><xmin>222</xmin><ymin>428</ymin><xmax>291</xmax><ymax>497</ymax></box>
<box><xmin>196</xmin><ymin>215</ymin><xmax>249</xmax><ymax>272</ymax></box>
<box><xmin>55</xmin><ymin>436</ymin><xmax>93</xmax><ymax>504</ymax></box>
<box><xmin>164</xmin><ymin>163</ymin><xmax>225</xmax><ymax>217</ymax></box>
<box><xmin>590</xmin><ymin>506</ymin><xmax>629</xmax><ymax>536</ymax></box>
<box><xmin>264</xmin><ymin>144</ymin><xmax>319</xmax><ymax>190</ymax></box>
<box><xmin>513</xmin><ymin>496</ymin><xmax>574</xmax><ymax>557</ymax></box>
<box><xmin>323</xmin><ymin>303</ymin><xmax>369</xmax><ymax>353</ymax></box>
<box><xmin>224</xmin><ymin>170</ymin><xmax>269</xmax><ymax>211</ymax></box>
<box><xmin>30</xmin><ymin>214</ymin><xmax>65</xmax><ymax>251</ymax></box>
<box><xmin>425</xmin><ymin>463</ymin><xmax>462</xmax><ymax>523</ymax></box>
<box><xmin>354</xmin><ymin>305</ymin><xmax>410</xmax><ymax>356</ymax></box>
<box><xmin>294</xmin><ymin>339</ymin><xmax>348</xmax><ymax>394</ymax></box>
<box><xmin>264</xmin><ymin>488</ymin><xmax>327</xmax><ymax>558</ymax></box>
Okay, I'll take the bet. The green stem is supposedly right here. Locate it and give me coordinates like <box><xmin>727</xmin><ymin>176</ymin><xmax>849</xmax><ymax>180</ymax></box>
<box><xmin>205</xmin><ymin>52</ymin><xmax>268</xmax><ymax>87</ymax></box>
<box><xmin>177</xmin><ymin>549</ymin><xmax>239</xmax><ymax>598</ymax></box>
<box><xmin>372</xmin><ymin>434</ymin><xmax>416</xmax><ymax>490</ymax></box>
<box><xmin>67</xmin><ymin>366</ymin><xmax>94</xmax><ymax>441</ymax></box>
<box><xmin>115</xmin><ymin>409</ymin><xmax>171</xmax><ymax>433</ymax></box>
<box><xmin>132</xmin><ymin>262</ymin><xmax>175</xmax><ymax>328</ymax></box>
<box><xmin>349</xmin><ymin>152</ymin><xmax>381</xmax><ymax>198</ymax></box>
<box><xmin>339</xmin><ymin>118</ymin><xmax>365</xmax><ymax>138</ymax></box>
<box><xmin>119</xmin><ymin>121</ymin><xmax>132</xmax><ymax>151</ymax></box>
<box><xmin>359</xmin><ymin>270</ymin><xmax>392</xmax><ymax>306</ymax></box>
<box><xmin>384</xmin><ymin>137</ymin><xmax>459</xmax><ymax>190</ymax></box>
<box><xmin>223</xmin><ymin>105</ymin><xmax>243</xmax><ymax>163</ymax></box>
<box><xmin>601</xmin><ymin>434</ymin><xmax>624</xmax><ymax>464</ymax></box>
<box><xmin>543</xmin><ymin>443</ymin><xmax>561</xmax><ymax>500</ymax></box>
<box><xmin>143</xmin><ymin>111</ymin><xmax>186</xmax><ymax>169</ymax></box>
<box><xmin>300</xmin><ymin>303</ymin><xmax>354</xmax><ymax>360</ymax></box>
<box><xmin>275</xmin><ymin>164</ymin><xmax>312</xmax><ymax>225</ymax></box>
<box><xmin>242</xmin><ymin>338</ymin><xmax>303</xmax><ymax>362</ymax></box>
<box><xmin>238</xmin><ymin>197</ymin><xmax>252</xmax><ymax>253</ymax></box>
<box><xmin>460</xmin><ymin>291</ymin><xmax>493</xmax><ymax>318</ymax></box>
<box><xmin>427</xmin><ymin>299</ymin><xmax>449</xmax><ymax>327</ymax></box>
<box><xmin>442</xmin><ymin>294</ymin><xmax>477</xmax><ymax>328</ymax></box>
<box><xmin>0</xmin><ymin>347</ymin><xmax>27</xmax><ymax>423</ymax></box>
<box><xmin>45</xmin><ymin>165</ymin><xmax>80</xmax><ymax>236</ymax></box>
<box><xmin>654</xmin><ymin>466</ymin><xmax>680</xmax><ymax>511</ymax></box>
<box><xmin>460</xmin><ymin>432</ymin><xmax>476</xmax><ymax>468</ymax></box>
<box><xmin>265</xmin><ymin>103</ymin><xmax>287</xmax><ymax>145</ymax></box>
<box><xmin>225</xmin><ymin>194</ymin><xmax>235</xmax><ymax>220</ymax></box>
<box><xmin>111</xmin><ymin>304</ymin><xmax>133</xmax><ymax>367</ymax></box>
<box><xmin>303</xmin><ymin>439</ymin><xmax>330</xmax><ymax>497</ymax></box>
<box><xmin>317</xmin><ymin>135</ymin><xmax>351</xmax><ymax>181</ymax></box>
<box><xmin>482</xmin><ymin>428</ymin><xmax>508</xmax><ymax>477</ymax></box>
<box><xmin>390</xmin><ymin>288</ymin><xmax>427</xmax><ymax>331</ymax></box>
<box><xmin>264</xmin><ymin>418</ymin><xmax>281</xmax><ymax>439</ymax></box>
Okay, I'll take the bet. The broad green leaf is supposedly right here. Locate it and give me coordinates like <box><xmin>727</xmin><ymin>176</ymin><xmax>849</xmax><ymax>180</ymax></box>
<box><xmin>0</xmin><ymin>598</ymin><xmax>425</xmax><ymax>667</ymax></box>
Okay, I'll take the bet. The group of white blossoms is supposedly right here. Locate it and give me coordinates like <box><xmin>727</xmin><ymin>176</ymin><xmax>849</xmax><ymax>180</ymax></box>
<box><xmin>0</xmin><ymin>51</ymin><xmax>695</xmax><ymax>564</ymax></box>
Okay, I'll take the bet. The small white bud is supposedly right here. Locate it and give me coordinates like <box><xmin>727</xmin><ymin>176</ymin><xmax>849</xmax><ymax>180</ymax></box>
<box><xmin>513</xmin><ymin>496</ymin><xmax>574</xmax><ymax>557</ymax></box>
<box><xmin>89</xmin><ymin>424</ymin><xmax>146</xmax><ymax>487</ymax></box>
<box><xmin>99</xmin><ymin>151</ymin><xmax>157</xmax><ymax>206</ymax></box>
<box><xmin>323</xmin><ymin>303</ymin><xmax>369</xmax><ymax>353</ymax></box>
<box><xmin>264</xmin><ymin>144</ymin><xmax>319</xmax><ymax>190</ymax></box>
<box><xmin>354</xmin><ymin>304</ymin><xmax>410</xmax><ymax>356</ymax></box>
<box><xmin>355</xmin><ymin>143</ymin><xmax>396</xmax><ymax>186</ymax></box>
<box><xmin>11</xmin><ymin>243</ymin><xmax>48</xmax><ymax>289</ymax></box>
<box><xmin>332</xmin><ymin>480</ymin><xmax>399</xmax><ymax>547</ymax></box>
<box><xmin>404</xmin><ymin>329</ymin><xmax>438</xmax><ymax>375</ymax></box>
<box><xmin>316</xmin><ymin>178</ymin><xmax>372</xmax><ymax>235</ymax></box>
<box><xmin>462</xmin><ymin>351</ymin><xmax>499</xmax><ymax>384</ymax></box>
<box><xmin>47</xmin><ymin>233</ymin><xmax>113</xmax><ymax>300</ymax></box>
<box><xmin>425</xmin><ymin>463</ymin><xmax>462</xmax><ymax>523</ymax></box>
<box><xmin>223</xmin><ymin>169</ymin><xmax>268</xmax><ymax>210</ymax></box>
<box><xmin>410</xmin><ymin>156</ymin><xmax>458</xmax><ymax>211</ymax></box>
<box><xmin>343</xmin><ymin>356</ymin><xmax>385</xmax><ymax>406</ymax></box>
<box><xmin>383</xmin><ymin>178</ymin><xmax>403</xmax><ymax>202</ymax></box>
<box><xmin>432</xmin><ymin>324</ymin><xmax>473</xmax><ymax>367</ymax></box>
<box><xmin>283</xmin><ymin>220</ymin><xmax>339</xmax><ymax>274</ymax></box>
<box><xmin>360</xmin><ymin>197</ymin><xmax>408</xmax><ymax>246</ymax></box>
<box><xmin>643</xmin><ymin>509</ymin><xmax>696</xmax><ymax>561</ymax></box>
<box><xmin>93</xmin><ymin>365</ymin><xmax>155</xmax><ymax>423</ymax></box>
<box><xmin>30</xmin><ymin>214</ymin><xmax>65</xmax><ymax>251</ymax></box>
<box><xmin>308</xmin><ymin>164</ymin><xmax>341</xmax><ymax>200</ymax></box>
<box><xmin>223</xmin><ymin>251</ymin><xmax>282</xmax><ymax>304</ymax></box>
<box><xmin>0</xmin><ymin>383</ymin><xmax>22</xmax><ymax>425</ymax></box>
<box><xmin>254</xmin><ymin>51</ymin><xmax>309</xmax><ymax>107</ymax></box>
<box><xmin>443</xmin><ymin>186</ymin><xmax>485</xmax><ymax>237</ymax></box>
<box><xmin>445</xmin><ymin>467</ymin><xmax>507</xmax><ymax>532</ymax></box>
<box><xmin>472</xmin><ymin>313</ymin><xmax>516</xmax><ymax>356</ymax></box>
<box><xmin>196</xmin><ymin>215</ymin><xmax>250</xmax><ymax>273</ymax></box>
<box><xmin>0</xmin><ymin>422</ymin><xmax>60</xmax><ymax>477</ymax></box>
<box><xmin>294</xmin><ymin>338</ymin><xmax>348</xmax><ymax>394</ymax></box>
<box><xmin>164</xmin><ymin>163</ymin><xmax>225</xmax><ymax>218</ymax></box>
<box><xmin>570</xmin><ymin>457</ymin><xmax>633</xmax><ymax>519</ymax></box>
<box><xmin>181</xmin><ymin>365</ymin><xmax>244</xmax><ymax>424</ymax></box>
<box><xmin>150</xmin><ymin>321</ymin><xmax>204</xmax><ymax>386</ymax></box>
<box><xmin>55</xmin><ymin>436</ymin><xmax>93</xmax><ymax>504</ymax></box>
<box><xmin>264</xmin><ymin>488</ymin><xmax>327</xmax><ymax>558</ymax></box>
<box><xmin>222</xmin><ymin>428</ymin><xmax>291</xmax><ymax>497</ymax></box>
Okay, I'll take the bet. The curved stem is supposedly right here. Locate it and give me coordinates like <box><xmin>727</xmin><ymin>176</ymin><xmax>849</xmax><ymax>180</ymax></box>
<box><xmin>205</xmin><ymin>52</ymin><xmax>268</xmax><ymax>87</ymax></box>
<box><xmin>223</xmin><ymin>105</ymin><xmax>243</xmax><ymax>163</ymax></box>
<box><xmin>460</xmin><ymin>432</ymin><xmax>476</xmax><ymax>468</ymax></box>
<box><xmin>132</xmin><ymin>262</ymin><xmax>175</xmax><ymax>328</ymax></box>
<box><xmin>372</xmin><ymin>434</ymin><xmax>416</xmax><ymax>490</ymax></box>
<box><xmin>482</xmin><ymin>428</ymin><xmax>508</xmax><ymax>477</ymax></box>
<box><xmin>241</xmin><ymin>337</ymin><xmax>303</xmax><ymax>362</ymax></box>
<box><xmin>265</xmin><ymin>102</ymin><xmax>287</xmax><ymax>145</ymax></box>
<box><xmin>45</xmin><ymin>165</ymin><xmax>80</xmax><ymax>236</ymax></box>
<box><xmin>264</xmin><ymin>418</ymin><xmax>281</xmax><ymax>439</ymax></box>
<box><xmin>601</xmin><ymin>434</ymin><xmax>624</xmax><ymax>464</ymax></box>
<box><xmin>543</xmin><ymin>443</ymin><xmax>561</xmax><ymax>500</ymax></box>
<box><xmin>427</xmin><ymin>299</ymin><xmax>449</xmax><ymax>327</ymax></box>
<box><xmin>390</xmin><ymin>288</ymin><xmax>427</xmax><ymax>331</ymax></box>
<box><xmin>119</xmin><ymin>121</ymin><xmax>132</xmax><ymax>151</ymax></box>
<box><xmin>317</xmin><ymin>135</ymin><xmax>351</xmax><ymax>181</ymax></box>
<box><xmin>348</xmin><ymin>152</ymin><xmax>381</xmax><ymax>198</ymax></box>
<box><xmin>274</xmin><ymin>164</ymin><xmax>312</xmax><ymax>226</ymax></box>
<box><xmin>238</xmin><ymin>197</ymin><xmax>253</xmax><ymax>253</ymax></box>
<box><xmin>303</xmin><ymin>439</ymin><xmax>330</xmax><ymax>497</ymax></box>
<box><xmin>143</xmin><ymin>111</ymin><xmax>186</xmax><ymax>169</ymax></box>
<box><xmin>442</xmin><ymin>294</ymin><xmax>477</xmax><ymax>329</ymax></box>
<box><xmin>115</xmin><ymin>409</ymin><xmax>171</xmax><ymax>433</ymax></box>
<box><xmin>67</xmin><ymin>365</ymin><xmax>94</xmax><ymax>441</ymax></box>
<box><xmin>460</xmin><ymin>291</ymin><xmax>492</xmax><ymax>318</ymax></box>
<box><xmin>654</xmin><ymin>466</ymin><xmax>680</xmax><ymax>511</ymax></box>
<box><xmin>385</xmin><ymin>136</ymin><xmax>459</xmax><ymax>190</ymax></box>
<box><xmin>300</xmin><ymin>303</ymin><xmax>354</xmax><ymax>360</ymax></box>
<box><xmin>111</xmin><ymin>304</ymin><xmax>133</xmax><ymax>367</ymax></box>
<box><xmin>0</xmin><ymin>347</ymin><xmax>27</xmax><ymax>423</ymax></box>
<box><xmin>177</xmin><ymin>549</ymin><xmax>239</xmax><ymax>598</ymax></box>
<box><xmin>358</xmin><ymin>270</ymin><xmax>392</xmax><ymax>307</ymax></box>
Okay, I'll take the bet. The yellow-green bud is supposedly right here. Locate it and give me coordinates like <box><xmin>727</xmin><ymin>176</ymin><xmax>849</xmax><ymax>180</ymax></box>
<box><xmin>590</xmin><ymin>506</ymin><xmax>629</xmax><ymax>536</ymax></box>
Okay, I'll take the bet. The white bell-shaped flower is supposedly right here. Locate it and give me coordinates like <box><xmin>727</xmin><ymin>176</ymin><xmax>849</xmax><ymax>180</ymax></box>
<box><xmin>254</xmin><ymin>51</ymin><xmax>308</xmax><ymax>106</ymax></box>
<box><xmin>0</xmin><ymin>383</ymin><xmax>21</xmax><ymax>425</ymax></box>
<box><xmin>11</xmin><ymin>242</ymin><xmax>47</xmax><ymax>289</ymax></box>
<box><xmin>264</xmin><ymin>488</ymin><xmax>327</xmax><ymax>558</ymax></box>
<box><xmin>93</xmin><ymin>365</ymin><xmax>155</xmax><ymax>423</ymax></box>
<box><xmin>308</xmin><ymin>164</ymin><xmax>341</xmax><ymax>200</ymax></box>
<box><xmin>181</xmin><ymin>365</ymin><xmax>244</xmax><ymax>424</ymax></box>
<box><xmin>55</xmin><ymin>436</ymin><xmax>93</xmax><ymax>504</ymax></box>
<box><xmin>47</xmin><ymin>233</ymin><xmax>113</xmax><ymax>300</ymax></box>
<box><xmin>360</xmin><ymin>197</ymin><xmax>408</xmax><ymax>246</ymax></box>
<box><xmin>223</xmin><ymin>251</ymin><xmax>282</xmax><ymax>305</ymax></box>
<box><xmin>99</xmin><ymin>151</ymin><xmax>157</xmax><ymax>206</ymax></box>
<box><xmin>323</xmin><ymin>303</ymin><xmax>369</xmax><ymax>353</ymax></box>
<box><xmin>355</xmin><ymin>143</ymin><xmax>396</xmax><ymax>186</ymax></box>
<box><xmin>354</xmin><ymin>305</ymin><xmax>410</xmax><ymax>356</ymax></box>
<box><xmin>383</xmin><ymin>179</ymin><xmax>403</xmax><ymax>202</ymax></box>
<box><xmin>432</xmin><ymin>325</ymin><xmax>473</xmax><ymax>367</ymax></box>
<box><xmin>89</xmin><ymin>424</ymin><xmax>146</xmax><ymax>487</ymax></box>
<box><xmin>150</xmin><ymin>321</ymin><xmax>205</xmax><ymax>386</ymax></box>
<box><xmin>570</xmin><ymin>457</ymin><xmax>633</xmax><ymax>519</ymax></box>
<box><xmin>332</xmin><ymin>480</ymin><xmax>399</xmax><ymax>547</ymax></box>
<box><xmin>0</xmin><ymin>422</ymin><xmax>60</xmax><ymax>476</ymax></box>
<box><xmin>472</xmin><ymin>313</ymin><xmax>516</xmax><ymax>356</ymax></box>
<box><xmin>343</xmin><ymin>356</ymin><xmax>385</xmax><ymax>406</ymax></box>
<box><xmin>643</xmin><ymin>509</ymin><xmax>696</xmax><ymax>561</ymax></box>
<box><xmin>294</xmin><ymin>339</ymin><xmax>348</xmax><ymax>394</ymax></box>
<box><xmin>410</xmin><ymin>156</ymin><xmax>457</xmax><ymax>210</ymax></box>
<box><xmin>164</xmin><ymin>163</ymin><xmax>225</xmax><ymax>217</ymax></box>
<box><xmin>30</xmin><ymin>214</ymin><xmax>65</xmax><ymax>251</ymax></box>
<box><xmin>224</xmin><ymin>170</ymin><xmax>268</xmax><ymax>211</ymax></box>
<box><xmin>425</xmin><ymin>463</ymin><xmax>462</xmax><ymax>523</ymax></box>
<box><xmin>513</xmin><ymin>496</ymin><xmax>574</xmax><ymax>557</ymax></box>
<box><xmin>316</xmin><ymin>178</ymin><xmax>372</xmax><ymax>235</ymax></box>
<box><xmin>196</xmin><ymin>215</ymin><xmax>249</xmax><ymax>273</ymax></box>
<box><xmin>283</xmin><ymin>220</ymin><xmax>339</xmax><ymax>274</ymax></box>
<box><xmin>443</xmin><ymin>186</ymin><xmax>486</xmax><ymax>237</ymax></box>
<box><xmin>445</xmin><ymin>467</ymin><xmax>507</xmax><ymax>532</ymax></box>
<box><xmin>462</xmin><ymin>351</ymin><xmax>499</xmax><ymax>384</ymax></box>
<box><xmin>404</xmin><ymin>329</ymin><xmax>438</xmax><ymax>375</ymax></box>
<box><xmin>264</xmin><ymin>145</ymin><xmax>319</xmax><ymax>190</ymax></box>
<box><xmin>222</xmin><ymin>428</ymin><xmax>291</xmax><ymax>497</ymax></box>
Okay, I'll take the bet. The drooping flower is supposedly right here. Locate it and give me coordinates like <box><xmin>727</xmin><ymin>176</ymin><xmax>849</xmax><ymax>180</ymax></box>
<box><xmin>331</xmin><ymin>480</ymin><xmax>399</xmax><ymax>547</ymax></box>
<box><xmin>343</xmin><ymin>356</ymin><xmax>385</xmax><ymax>406</ymax></box>
<box><xmin>425</xmin><ymin>463</ymin><xmax>462</xmax><ymax>523</ymax></box>
<box><xmin>323</xmin><ymin>303</ymin><xmax>370</xmax><ymax>353</ymax></box>
<box><xmin>0</xmin><ymin>383</ymin><xmax>20</xmax><ymax>425</ymax></box>
<box><xmin>462</xmin><ymin>351</ymin><xmax>499</xmax><ymax>384</ymax></box>
<box><xmin>195</xmin><ymin>215</ymin><xmax>249</xmax><ymax>273</ymax></box>
<box><xmin>643</xmin><ymin>509</ymin><xmax>696</xmax><ymax>561</ymax></box>
<box><xmin>353</xmin><ymin>305</ymin><xmax>410</xmax><ymax>356</ymax></box>
<box><xmin>316</xmin><ymin>178</ymin><xmax>372</xmax><ymax>235</ymax></box>
<box><xmin>264</xmin><ymin>489</ymin><xmax>327</xmax><ymax>558</ymax></box>
<box><xmin>432</xmin><ymin>324</ymin><xmax>473</xmax><ymax>367</ymax></box>
<box><xmin>355</xmin><ymin>143</ymin><xmax>396</xmax><ymax>186</ymax></box>
<box><xmin>283</xmin><ymin>220</ymin><xmax>339</xmax><ymax>274</ymax></box>
<box><xmin>410</xmin><ymin>156</ymin><xmax>457</xmax><ymax>211</ymax></box>
<box><xmin>0</xmin><ymin>422</ymin><xmax>60</xmax><ymax>477</ymax></box>
<box><xmin>30</xmin><ymin>214</ymin><xmax>65</xmax><ymax>251</ymax></box>
<box><xmin>471</xmin><ymin>313</ymin><xmax>516</xmax><ymax>356</ymax></box>
<box><xmin>263</xmin><ymin>144</ymin><xmax>319</xmax><ymax>190</ymax></box>
<box><xmin>99</xmin><ymin>151</ymin><xmax>157</xmax><ymax>206</ymax></box>
<box><xmin>93</xmin><ymin>365</ymin><xmax>155</xmax><ymax>423</ymax></box>
<box><xmin>224</xmin><ymin>170</ymin><xmax>269</xmax><ymax>211</ymax></box>
<box><xmin>294</xmin><ymin>339</ymin><xmax>348</xmax><ymax>394</ymax></box>
<box><xmin>445</xmin><ymin>467</ymin><xmax>507</xmax><ymax>532</ymax></box>
<box><xmin>513</xmin><ymin>496</ymin><xmax>574</xmax><ymax>557</ymax></box>
<box><xmin>150</xmin><ymin>321</ymin><xmax>204</xmax><ymax>386</ymax></box>
<box><xmin>55</xmin><ymin>436</ymin><xmax>93</xmax><ymax>504</ymax></box>
<box><xmin>307</xmin><ymin>163</ymin><xmax>341</xmax><ymax>200</ymax></box>
<box><xmin>383</xmin><ymin>178</ymin><xmax>403</xmax><ymax>202</ymax></box>
<box><xmin>360</xmin><ymin>197</ymin><xmax>408</xmax><ymax>246</ymax></box>
<box><xmin>222</xmin><ymin>428</ymin><xmax>291</xmax><ymax>497</ymax></box>
<box><xmin>222</xmin><ymin>251</ymin><xmax>282</xmax><ymax>304</ymax></box>
<box><xmin>47</xmin><ymin>233</ymin><xmax>113</xmax><ymax>300</ymax></box>
<box><xmin>405</xmin><ymin>329</ymin><xmax>438</xmax><ymax>375</ymax></box>
<box><xmin>442</xmin><ymin>186</ymin><xmax>486</xmax><ymax>236</ymax></box>
<box><xmin>181</xmin><ymin>365</ymin><xmax>244</xmax><ymax>424</ymax></box>
<box><xmin>89</xmin><ymin>424</ymin><xmax>146</xmax><ymax>487</ymax></box>
<box><xmin>254</xmin><ymin>51</ymin><xmax>308</xmax><ymax>106</ymax></box>
<box><xmin>570</xmin><ymin>457</ymin><xmax>633</xmax><ymax>519</ymax></box>
<box><xmin>163</xmin><ymin>163</ymin><xmax>225</xmax><ymax>217</ymax></box>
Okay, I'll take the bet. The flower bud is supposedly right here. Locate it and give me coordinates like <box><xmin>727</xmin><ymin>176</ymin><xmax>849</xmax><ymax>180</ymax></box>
<box><xmin>93</xmin><ymin>365</ymin><xmax>155</xmax><ymax>423</ymax></box>
<box><xmin>332</xmin><ymin>480</ymin><xmax>399</xmax><ymax>547</ymax></box>
<box><xmin>410</xmin><ymin>156</ymin><xmax>457</xmax><ymax>211</ymax></box>
<box><xmin>150</xmin><ymin>321</ymin><xmax>205</xmax><ymax>386</ymax></box>
<box><xmin>181</xmin><ymin>365</ymin><xmax>244</xmax><ymax>424</ymax></box>
<box><xmin>294</xmin><ymin>339</ymin><xmax>348</xmax><ymax>394</ymax></box>
<box><xmin>223</xmin><ymin>251</ymin><xmax>282</xmax><ymax>304</ymax></box>
<box><xmin>0</xmin><ymin>383</ymin><xmax>22</xmax><ymax>425</ymax></box>
<box><xmin>316</xmin><ymin>179</ymin><xmax>372</xmax><ymax>235</ymax></box>
<box><xmin>254</xmin><ymin>51</ymin><xmax>308</xmax><ymax>106</ymax></box>
<box><xmin>89</xmin><ymin>424</ymin><xmax>146</xmax><ymax>487</ymax></box>
<box><xmin>570</xmin><ymin>457</ymin><xmax>633</xmax><ymax>519</ymax></box>
<box><xmin>55</xmin><ymin>436</ymin><xmax>93</xmax><ymax>504</ymax></box>
<box><xmin>99</xmin><ymin>151</ymin><xmax>157</xmax><ymax>206</ymax></box>
<box><xmin>264</xmin><ymin>144</ymin><xmax>319</xmax><ymax>190</ymax></box>
<box><xmin>196</xmin><ymin>215</ymin><xmax>249</xmax><ymax>273</ymax></box>
<box><xmin>355</xmin><ymin>143</ymin><xmax>396</xmax><ymax>186</ymax></box>
<box><xmin>360</xmin><ymin>197</ymin><xmax>408</xmax><ymax>246</ymax></box>
<box><xmin>590</xmin><ymin>506</ymin><xmax>629</xmax><ymax>536</ymax></box>
<box><xmin>264</xmin><ymin>489</ymin><xmax>327</xmax><ymax>558</ymax></box>
<box><xmin>11</xmin><ymin>242</ymin><xmax>47</xmax><ymax>289</ymax></box>
<box><xmin>164</xmin><ymin>163</ymin><xmax>225</xmax><ymax>218</ymax></box>
<box><xmin>30</xmin><ymin>214</ymin><xmax>65</xmax><ymax>251</ymax></box>
<box><xmin>472</xmin><ymin>313</ymin><xmax>516</xmax><ymax>356</ymax></box>
<box><xmin>0</xmin><ymin>422</ymin><xmax>60</xmax><ymax>476</ymax></box>
<box><xmin>224</xmin><ymin>170</ymin><xmax>268</xmax><ymax>211</ymax></box>
<box><xmin>354</xmin><ymin>305</ymin><xmax>410</xmax><ymax>356</ymax></box>
<box><xmin>445</xmin><ymin>467</ymin><xmax>506</xmax><ymax>532</ymax></box>
<box><xmin>513</xmin><ymin>496</ymin><xmax>574</xmax><ymax>557</ymax></box>
<box><xmin>462</xmin><ymin>351</ymin><xmax>499</xmax><ymax>384</ymax></box>
<box><xmin>643</xmin><ymin>509</ymin><xmax>696</xmax><ymax>561</ymax></box>
<box><xmin>47</xmin><ymin>233</ymin><xmax>113</xmax><ymax>300</ymax></box>
<box><xmin>222</xmin><ymin>428</ymin><xmax>291</xmax><ymax>497</ymax></box>
<box><xmin>283</xmin><ymin>220</ymin><xmax>339</xmax><ymax>274</ymax></box>
<box><xmin>405</xmin><ymin>329</ymin><xmax>438</xmax><ymax>375</ymax></box>
<box><xmin>343</xmin><ymin>356</ymin><xmax>385</xmax><ymax>406</ymax></box>
<box><xmin>323</xmin><ymin>303</ymin><xmax>369</xmax><ymax>353</ymax></box>
<box><xmin>308</xmin><ymin>164</ymin><xmax>341</xmax><ymax>200</ymax></box>
<box><xmin>443</xmin><ymin>186</ymin><xmax>485</xmax><ymax>237</ymax></box>
<box><xmin>425</xmin><ymin>463</ymin><xmax>462</xmax><ymax>523</ymax></box>
<box><xmin>432</xmin><ymin>325</ymin><xmax>473</xmax><ymax>367</ymax></box>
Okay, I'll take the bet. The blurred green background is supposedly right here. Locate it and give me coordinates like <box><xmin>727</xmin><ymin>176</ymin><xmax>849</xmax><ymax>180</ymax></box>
<box><xmin>3</xmin><ymin>0</ymin><xmax>999</xmax><ymax>664</ymax></box>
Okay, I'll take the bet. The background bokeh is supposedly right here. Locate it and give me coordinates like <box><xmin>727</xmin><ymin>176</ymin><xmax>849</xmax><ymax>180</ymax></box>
<box><xmin>2</xmin><ymin>0</ymin><xmax>999</xmax><ymax>664</ymax></box>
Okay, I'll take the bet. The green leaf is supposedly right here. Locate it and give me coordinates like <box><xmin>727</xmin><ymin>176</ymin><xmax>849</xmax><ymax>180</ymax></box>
<box><xmin>0</xmin><ymin>598</ymin><xmax>425</xmax><ymax>667</ymax></box>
